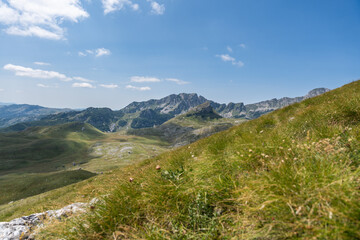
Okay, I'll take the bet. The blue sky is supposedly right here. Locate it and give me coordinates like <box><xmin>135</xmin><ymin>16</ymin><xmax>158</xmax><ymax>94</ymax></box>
<box><xmin>0</xmin><ymin>0</ymin><xmax>359</xmax><ymax>109</ymax></box>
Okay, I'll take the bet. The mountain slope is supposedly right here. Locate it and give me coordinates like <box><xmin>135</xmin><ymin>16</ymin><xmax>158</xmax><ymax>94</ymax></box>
<box><xmin>0</xmin><ymin>104</ymin><xmax>72</xmax><ymax>128</ymax></box>
<box><xmin>128</xmin><ymin>102</ymin><xmax>241</xmax><ymax>147</ymax></box>
<box><xmin>52</xmin><ymin>81</ymin><xmax>359</xmax><ymax>239</ymax></box>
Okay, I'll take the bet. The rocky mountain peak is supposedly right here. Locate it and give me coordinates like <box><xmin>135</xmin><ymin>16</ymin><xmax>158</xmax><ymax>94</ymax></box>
<box><xmin>185</xmin><ymin>101</ymin><xmax>222</xmax><ymax>120</ymax></box>
<box><xmin>305</xmin><ymin>88</ymin><xmax>330</xmax><ymax>99</ymax></box>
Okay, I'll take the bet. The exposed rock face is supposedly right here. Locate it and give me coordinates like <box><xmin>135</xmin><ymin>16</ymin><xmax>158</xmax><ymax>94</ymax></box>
<box><xmin>305</xmin><ymin>88</ymin><xmax>331</xmax><ymax>99</ymax></box>
<box><xmin>243</xmin><ymin>88</ymin><xmax>330</xmax><ymax>119</ymax></box>
<box><xmin>185</xmin><ymin>102</ymin><xmax>222</xmax><ymax>120</ymax></box>
<box><xmin>0</xmin><ymin>203</ymin><xmax>87</xmax><ymax>240</ymax></box>
<box><xmin>211</xmin><ymin>102</ymin><xmax>246</xmax><ymax>118</ymax></box>
<box><xmin>122</xmin><ymin>93</ymin><xmax>208</xmax><ymax>115</ymax></box>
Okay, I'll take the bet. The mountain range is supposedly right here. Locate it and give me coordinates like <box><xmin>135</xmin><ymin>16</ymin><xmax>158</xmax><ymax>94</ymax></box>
<box><xmin>0</xmin><ymin>88</ymin><xmax>329</xmax><ymax>132</ymax></box>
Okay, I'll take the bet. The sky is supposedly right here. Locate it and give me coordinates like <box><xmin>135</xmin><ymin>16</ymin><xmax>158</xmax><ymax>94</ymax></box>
<box><xmin>0</xmin><ymin>0</ymin><xmax>359</xmax><ymax>109</ymax></box>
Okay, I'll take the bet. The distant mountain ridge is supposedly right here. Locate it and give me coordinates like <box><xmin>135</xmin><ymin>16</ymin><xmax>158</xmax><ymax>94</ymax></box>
<box><xmin>0</xmin><ymin>88</ymin><xmax>330</xmax><ymax>132</ymax></box>
<box><xmin>0</xmin><ymin>104</ymin><xmax>72</xmax><ymax>128</ymax></box>
<box><xmin>119</xmin><ymin>88</ymin><xmax>330</xmax><ymax>120</ymax></box>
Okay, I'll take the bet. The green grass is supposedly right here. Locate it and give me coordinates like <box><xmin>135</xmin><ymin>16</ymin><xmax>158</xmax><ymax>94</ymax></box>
<box><xmin>44</xmin><ymin>80</ymin><xmax>360</xmax><ymax>239</ymax></box>
<box><xmin>0</xmin><ymin>122</ymin><xmax>104</xmax><ymax>207</ymax></box>
<box><xmin>0</xmin><ymin>170</ymin><xmax>96</xmax><ymax>205</ymax></box>
<box><xmin>0</xmin><ymin>128</ymin><xmax>169</xmax><ymax>221</ymax></box>
<box><xmin>0</xmin><ymin>122</ymin><xmax>104</xmax><ymax>174</ymax></box>
<box><xmin>0</xmin><ymin>122</ymin><xmax>169</xmax><ymax>212</ymax></box>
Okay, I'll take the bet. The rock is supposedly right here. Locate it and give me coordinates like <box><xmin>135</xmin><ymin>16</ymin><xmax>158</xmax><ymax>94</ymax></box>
<box><xmin>0</xmin><ymin>203</ymin><xmax>87</xmax><ymax>239</ymax></box>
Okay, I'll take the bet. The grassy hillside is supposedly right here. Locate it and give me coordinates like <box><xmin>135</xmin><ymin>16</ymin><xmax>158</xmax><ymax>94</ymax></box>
<box><xmin>0</xmin><ymin>125</ymin><xmax>168</xmax><ymax>220</ymax></box>
<box><xmin>0</xmin><ymin>170</ymin><xmax>96</xmax><ymax>205</ymax></box>
<box><xmin>0</xmin><ymin>123</ymin><xmax>105</xmax><ymax>205</ymax></box>
<box><xmin>0</xmin><ymin>122</ymin><xmax>104</xmax><ymax>174</ymax></box>
<box><xmin>41</xmin><ymin>80</ymin><xmax>360</xmax><ymax>239</ymax></box>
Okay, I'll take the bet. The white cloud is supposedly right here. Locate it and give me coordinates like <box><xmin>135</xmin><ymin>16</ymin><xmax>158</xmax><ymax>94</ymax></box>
<box><xmin>37</xmin><ymin>83</ymin><xmax>49</xmax><ymax>88</ymax></box>
<box><xmin>216</xmin><ymin>54</ymin><xmax>244</xmax><ymax>68</ymax></box>
<box><xmin>102</xmin><ymin>0</ymin><xmax>139</xmax><ymax>14</ymax></box>
<box><xmin>4</xmin><ymin>64</ymin><xmax>72</xmax><ymax>81</ymax></box>
<box><xmin>78</xmin><ymin>51</ymin><xmax>86</xmax><ymax>57</ymax></box>
<box><xmin>4</xmin><ymin>64</ymin><xmax>99</xmax><ymax>84</ymax></box>
<box><xmin>166</xmin><ymin>78</ymin><xmax>190</xmax><ymax>85</ymax></box>
<box><xmin>95</xmin><ymin>48</ymin><xmax>111</xmax><ymax>57</ymax></box>
<box><xmin>5</xmin><ymin>26</ymin><xmax>63</xmax><ymax>40</ymax></box>
<box><xmin>132</xmin><ymin>3</ymin><xmax>139</xmax><ymax>11</ymax></box>
<box><xmin>79</xmin><ymin>48</ymin><xmax>111</xmax><ymax>57</ymax></box>
<box><xmin>149</xmin><ymin>1</ymin><xmax>165</xmax><ymax>15</ymax></box>
<box><xmin>126</xmin><ymin>85</ymin><xmax>151</xmax><ymax>91</ymax></box>
<box><xmin>217</xmin><ymin>54</ymin><xmax>235</xmax><ymax>62</ymax></box>
<box><xmin>100</xmin><ymin>84</ymin><xmax>118</xmax><ymax>89</ymax></box>
<box><xmin>131</xmin><ymin>76</ymin><xmax>161</xmax><ymax>83</ymax></box>
<box><xmin>0</xmin><ymin>88</ymin><xmax>4</xmax><ymax>92</ymax></box>
<box><xmin>239</xmin><ymin>43</ymin><xmax>246</xmax><ymax>49</ymax></box>
<box><xmin>227</xmin><ymin>46</ymin><xmax>233</xmax><ymax>52</ymax></box>
<box><xmin>0</xmin><ymin>0</ymin><xmax>89</xmax><ymax>40</ymax></box>
<box><xmin>73</xmin><ymin>76</ymin><xmax>94</xmax><ymax>82</ymax></box>
<box><xmin>233</xmin><ymin>61</ymin><xmax>244</xmax><ymax>67</ymax></box>
<box><xmin>34</xmin><ymin>62</ymin><xmax>50</xmax><ymax>66</ymax></box>
<box><xmin>36</xmin><ymin>83</ymin><xmax>58</xmax><ymax>88</ymax></box>
<box><xmin>72</xmin><ymin>82</ymin><xmax>95</xmax><ymax>88</ymax></box>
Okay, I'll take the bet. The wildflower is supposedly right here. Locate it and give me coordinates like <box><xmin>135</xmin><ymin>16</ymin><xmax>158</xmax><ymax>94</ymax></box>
<box><xmin>129</xmin><ymin>177</ymin><xmax>134</xmax><ymax>182</ymax></box>
<box><xmin>293</xmin><ymin>158</ymin><xmax>298</xmax><ymax>161</ymax></box>
<box><xmin>259</xmin><ymin>130</ymin><xmax>264</xmax><ymax>134</ymax></box>
<box><xmin>156</xmin><ymin>165</ymin><xmax>161</xmax><ymax>170</ymax></box>
<box><xmin>288</xmin><ymin>148</ymin><xmax>292</xmax><ymax>151</ymax></box>
<box><xmin>249</xmin><ymin>149</ymin><xmax>253</xmax><ymax>153</ymax></box>
<box><xmin>348</xmin><ymin>138</ymin><xmax>353</xmax><ymax>142</ymax></box>
<box><xmin>279</xmin><ymin>146</ymin><xmax>283</xmax><ymax>150</ymax></box>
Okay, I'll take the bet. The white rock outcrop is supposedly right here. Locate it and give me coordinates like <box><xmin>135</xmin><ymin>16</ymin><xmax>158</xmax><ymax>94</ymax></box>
<box><xmin>0</xmin><ymin>202</ymin><xmax>87</xmax><ymax>240</ymax></box>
